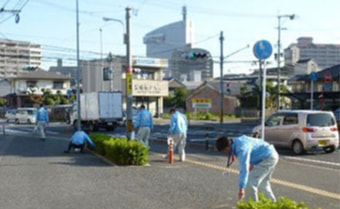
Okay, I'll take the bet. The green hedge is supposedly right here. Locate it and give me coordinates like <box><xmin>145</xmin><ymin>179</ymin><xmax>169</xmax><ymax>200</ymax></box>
<box><xmin>237</xmin><ymin>193</ymin><xmax>318</xmax><ymax>209</ymax></box>
<box><xmin>89</xmin><ymin>133</ymin><xmax>149</xmax><ymax>166</ymax></box>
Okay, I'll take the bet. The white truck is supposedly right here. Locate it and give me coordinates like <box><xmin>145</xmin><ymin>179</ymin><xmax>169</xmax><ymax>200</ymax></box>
<box><xmin>70</xmin><ymin>91</ymin><xmax>123</xmax><ymax>131</ymax></box>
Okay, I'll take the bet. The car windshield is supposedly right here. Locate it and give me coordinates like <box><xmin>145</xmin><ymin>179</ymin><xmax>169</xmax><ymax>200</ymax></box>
<box><xmin>27</xmin><ymin>110</ymin><xmax>37</xmax><ymax>115</ymax></box>
<box><xmin>307</xmin><ymin>113</ymin><xmax>335</xmax><ymax>127</ymax></box>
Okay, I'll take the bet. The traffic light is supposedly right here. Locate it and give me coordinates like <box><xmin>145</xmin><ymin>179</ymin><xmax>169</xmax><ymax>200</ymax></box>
<box><xmin>103</xmin><ymin>67</ymin><xmax>112</xmax><ymax>80</ymax></box>
<box><xmin>189</xmin><ymin>52</ymin><xmax>208</xmax><ymax>59</ymax></box>
<box><xmin>23</xmin><ymin>66</ymin><xmax>37</xmax><ymax>71</ymax></box>
<box><xmin>226</xmin><ymin>83</ymin><xmax>232</xmax><ymax>94</ymax></box>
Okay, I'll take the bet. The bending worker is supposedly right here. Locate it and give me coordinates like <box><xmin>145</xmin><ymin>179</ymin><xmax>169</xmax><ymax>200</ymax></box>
<box><xmin>216</xmin><ymin>135</ymin><xmax>279</xmax><ymax>202</ymax></box>
<box><xmin>64</xmin><ymin>130</ymin><xmax>96</xmax><ymax>153</ymax></box>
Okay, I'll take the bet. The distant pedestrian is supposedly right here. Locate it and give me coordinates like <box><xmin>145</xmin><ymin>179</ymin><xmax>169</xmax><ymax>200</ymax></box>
<box><xmin>134</xmin><ymin>104</ymin><xmax>153</xmax><ymax>146</ymax></box>
<box><xmin>216</xmin><ymin>135</ymin><xmax>279</xmax><ymax>202</ymax></box>
<box><xmin>64</xmin><ymin>130</ymin><xmax>96</xmax><ymax>153</ymax></box>
<box><xmin>168</xmin><ymin>108</ymin><xmax>188</xmax><ymax>162</ymax></box>
<box><xmin>36</xmin><ymin>104</ymin><xmax>49</xmax><ymax>140</ymax></box>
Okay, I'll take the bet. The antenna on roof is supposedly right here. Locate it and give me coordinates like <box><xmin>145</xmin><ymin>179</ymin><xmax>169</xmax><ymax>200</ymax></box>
<box><xmin>182</xmin><ymin>6</ymin><xmax>187</xmax><ymax>21</ymax></box>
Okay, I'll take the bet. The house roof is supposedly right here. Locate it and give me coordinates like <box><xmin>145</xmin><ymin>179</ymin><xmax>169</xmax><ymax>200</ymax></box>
<box><xmin>290</xmin><ymin>64</ymin><xmax>340</xmax><ymax>81</ymax></box>
<box><xmin>16</xmin><ymin>69</ymin><xmax>71</xmax><ymax>80</ymax></box>
<box><xmin>296</xmin><ymin>59</ymin><xmax>312</xmax><ymax>63</ymax></box>
<box><xmin>190</xmin><ymin>80</ymin><xmax>248</xmax><ymax>96</ymax></box>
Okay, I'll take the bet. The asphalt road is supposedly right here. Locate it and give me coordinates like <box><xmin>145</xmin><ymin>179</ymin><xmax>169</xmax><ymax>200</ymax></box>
<box><xmin>0</xmin><ymin>119</ymin><xmax>339</xmax><ymax>209</ymax></box>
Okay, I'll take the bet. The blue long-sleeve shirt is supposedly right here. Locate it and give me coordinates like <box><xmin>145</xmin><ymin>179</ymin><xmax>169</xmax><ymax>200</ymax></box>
<box><xmin>71</xmin><ymin>131</ymin><xmax>96</xmax><ymax>148</ymax></box>
<box><xmin>36</xmin><ymin>107</ymin><xmax>49</xmax><ymax>123</ymax></box>
<box><xmin>232</xmin><ymin>135</ymin><xmax>276</xmax><ymax>189</ymax></box>
<box><xmin>169</xmin><ymin>111</ymin><xmax>188</xmax><ymax>134</ymax></box>
<box><xmin>134</xmin><ymin>109</ymin><xmax>153</xmax><ymax>130</ymax></box>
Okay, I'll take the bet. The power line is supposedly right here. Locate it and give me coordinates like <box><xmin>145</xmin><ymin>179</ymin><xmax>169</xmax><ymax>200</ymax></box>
<box><xmin>0</xmin><ymin>0</ymin><xmax>30</xmax><ymax>24</ymax></box>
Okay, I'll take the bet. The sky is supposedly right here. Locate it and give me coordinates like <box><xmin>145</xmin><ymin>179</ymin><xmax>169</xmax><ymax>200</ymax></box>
<box><xmin>1</xmin><ymin>0</ymin><xmax>340</xmax><ymax>77</ymax></box>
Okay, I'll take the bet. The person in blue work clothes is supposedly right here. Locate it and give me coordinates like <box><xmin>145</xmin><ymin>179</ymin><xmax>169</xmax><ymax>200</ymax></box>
<box><xmin>216</xmin><ymin>135</ymin><xmax>279</xmax><ymax>202</ymax></box>
<box><xmin>168</xmin><ymin>108</ymin><xmax>188</xmax><ymax>162</ymax></box>
<box><xmin>64</xmin><ymin>130</ymin><xmax>96</xmax><ymax>153</ymax></box>
<box><xmin>36</xmin><ymin>104</ymin><xmax>49</xmax><ymax>140</ymax></box>
<box><xmin>134</xmin><ymin>104</ymin><xmax>153</xmax><ymax>146</ymax></box>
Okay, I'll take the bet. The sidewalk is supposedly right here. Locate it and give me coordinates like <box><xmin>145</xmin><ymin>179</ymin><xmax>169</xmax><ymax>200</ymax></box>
<box><xmin>0</xmin><ymin>133</ymin><xmax>239</xmax><ymax>209</ymax></box>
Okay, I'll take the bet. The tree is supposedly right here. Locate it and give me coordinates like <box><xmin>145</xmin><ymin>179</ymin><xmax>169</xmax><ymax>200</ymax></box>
<box><xmin>240</xmin><ymin>82</ymin><xmax>288</xmax><ymax>110</ymax></box>
<box><xmin>0</xmin><ymin>98</ymin><xmax>5</xmax><ymax>106</ymax></box>
<box><xmin>163</xmin><ymin>87</ymin><xmax>189</xmax><ymax>109</ymax></box>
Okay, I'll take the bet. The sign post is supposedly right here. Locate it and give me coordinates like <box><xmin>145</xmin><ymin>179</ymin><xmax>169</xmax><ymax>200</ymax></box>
<box><xmin>310</xmin><ymin>72</ymin><xmax>318</xmax><ymax>110</ymax></box>
<box><xmin>253</xmin><ymin>40</ymin><xmax>273</xmax><ymax>139</ymax></box>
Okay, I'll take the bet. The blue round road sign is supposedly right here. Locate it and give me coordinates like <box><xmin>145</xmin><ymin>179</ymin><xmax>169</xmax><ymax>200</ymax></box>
<box><xmin>253</xmin><ymin>40</ymin><xmax>273</xmax><ymax>60</ymax></box>
<box><xmin>310</xmin><ymin>72</ymin><xmax>318</xmax><ymax>81</ymax></box>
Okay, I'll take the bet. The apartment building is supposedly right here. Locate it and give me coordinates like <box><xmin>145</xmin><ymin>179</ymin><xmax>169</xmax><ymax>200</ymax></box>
<box><xmin>0</xmin><ymin>39</ymin><xmax>42</xmax><ymax>78</ymax></box>
<box><xmin>284</xmin><ymin>37</ymin><xmax>340</xmax><ymax>70</ymax></box>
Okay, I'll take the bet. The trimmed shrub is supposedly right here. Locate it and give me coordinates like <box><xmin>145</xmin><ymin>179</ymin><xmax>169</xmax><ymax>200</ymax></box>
<box><xmin>89</xmin><ymin>133</ymin><xmax>113</xmax><ymax>156</ymax></box>
<box><xmin>236</xmin><ymin>193</ymin><xmax>317</xmax><ymax>209</ymax></box>
<box><xmin>104</xmin><ymin>138</ymin><xmax>149</xmax><ymax>166</ymax></box>
<box><xmin>89</xmin><ymin>133</ymin><xmax>149</xmax><ymax>166</ymax></box>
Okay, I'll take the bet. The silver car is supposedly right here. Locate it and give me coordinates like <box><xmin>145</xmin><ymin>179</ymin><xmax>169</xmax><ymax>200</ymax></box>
<box><xmin>252</xmin><ymin>110</ymin><xmax>339</xmax><ymax>155</ymax></box>
<box><xmin>15</xmin><ymin>108</ymin><xmax>37</xmax><ymax>124</ymax></box>
<box><xmin>5</xmin><ymin>109</ymin><xmax>17</xmax><ymax>122</ymax></box>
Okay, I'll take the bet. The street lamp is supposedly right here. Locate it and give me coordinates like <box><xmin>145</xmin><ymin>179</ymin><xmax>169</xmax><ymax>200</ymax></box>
<box><xmin>103</xmin><ymin>17</ymin><xmax>124</xmax><ymax>28</ymax></box>
<box><xmin>103</xmin><ymin>9</ymin><xmax>133</xmax><ymax>139</ymax></box>
<box><xmin>102</xmin><ymin>17</ymin><xmax>124</xmax><ymax>92</ymax></box>
<box><xmin>276</xmin><ymin>14</ymin><xmax>295</xmax><ymax>110</ymax></box>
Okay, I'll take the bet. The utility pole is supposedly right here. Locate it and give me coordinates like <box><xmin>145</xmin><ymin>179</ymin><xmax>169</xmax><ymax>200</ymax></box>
<box><xmin>218</xmin><ymin>32</ymin><xmax>248</xmax><ymax>125</ymax></box>
<box><xmin>125</xmin><ymin>7</ymin><xmax>133</xmax><ymax>139</ymax></box>
<box><xmin>75</xmin><ymin>0</ymin><xmax>81</xmax><ymax>131</ymax></box>
<box><xmin>100</xmin><ymin>28</ymin><xmax>104</xmax><ymax>91</ymax></box>
<box><xmin>219</xmin><ymin>31</ymin><xmax>224</xmax><ymax>124</ymax></box>
<box><xmin>276</xmin><ymin>16</ymin><xmax>282</xmax><ymax>110</ymax></box>
<box><xmin>276</xmin><ymin>14</ymin><xmax>295</xmax><ymax>110</ymax></box>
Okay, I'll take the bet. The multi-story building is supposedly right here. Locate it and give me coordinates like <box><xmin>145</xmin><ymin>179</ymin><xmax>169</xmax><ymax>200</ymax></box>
<box><xmin>143</xmin><ymin>6</ymin><xmax>213</xmax><ymax>82</ymax></box>
<box><xmin>143</xmin><ymin>6</ymin><xmax>193</xmax><ymax>60</ymax></box>
<box><xmin>284</xmin><ymin>37</ymin><xmax>340</xmax><ymax>70</ymax></box>
<box><xmin>81</xmin><ymin>56</ymin><xmax>169</xmax><ymax>116</ymax></box>
<box><xmin>49</xmin><ymin>59</ymin><xmax>79</xmax><ymax>86</ymax></box>
<box><xmin>0</xmin><ymin>39</ymin><xmax>42</xmax><ymax>78</ymax></box>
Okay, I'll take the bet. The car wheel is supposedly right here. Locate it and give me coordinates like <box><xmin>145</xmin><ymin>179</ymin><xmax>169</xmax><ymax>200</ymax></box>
<box><xmin>252</xmin><ymin>132</ymin><xmax>260</xmax><ymax>138</ymax></box>
<box><xmin>292</xmin><ymin>140</ymin><xmax>304</xmax><ymax>155</ymax></box>
<box><xmin>73</xmin><ymin>120</ymin><xmax>77</xmax><ymax>130</ymax></box>
<box><xmin>15</xmin><ymin>119</ymin><xmax>20</xmax><ymax>124</ymax></box>
<box><xmin>323</xmin><ymin>146</ymin><xmax>335</xmax><ymax>153</ymax></box>
<box><xmin>27</xmin><ymin>119</ymin><xmax>32</xmax><ymax>124</ymax></box>
<box><xmin>6</xmin><ymin>119</ymin><xmax>9</xmax><ymax>123</ymax></box>
<box><xmin>106</xmin><ymin>123</ymin><xmax>116</xmax><ymax>131</ymax></box>
<box><xmin>88</xmin><ymin>123</ymin><xmax>98</xmax><ymax>132</ymax></box>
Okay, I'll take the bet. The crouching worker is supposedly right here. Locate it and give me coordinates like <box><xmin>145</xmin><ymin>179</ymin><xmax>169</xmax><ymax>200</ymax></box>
<box><xmin>64</xmin><ymin>130</ymin><xmax>96</xmax><ymax>153</ymax></box>
<box><xmin>216</xmin><ymin>135</ymin><xmax>279</xmax><ymax>202</ymax></box>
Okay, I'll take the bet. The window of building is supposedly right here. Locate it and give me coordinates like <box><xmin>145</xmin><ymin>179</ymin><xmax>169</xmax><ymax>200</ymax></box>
<box><xmin>53</xmin><ymin>81</ymin><xmax>64</xmax><ymax>89</ymax></box>
<box><xmin>26</xmin><ymin>81</ymin><xmax>37</xmax><ymax>88</ymax></box>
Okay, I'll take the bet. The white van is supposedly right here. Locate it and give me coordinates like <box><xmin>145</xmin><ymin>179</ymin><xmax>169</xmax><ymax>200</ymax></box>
<box><xmin>15</xmin><ymin>108</ymin><xmax>37</xmax><ymax>124</ymax></box>
<box><xmin>252</xmin><ymin>110</ymin><xmax>339</xmax><ymax>155</ymax></box>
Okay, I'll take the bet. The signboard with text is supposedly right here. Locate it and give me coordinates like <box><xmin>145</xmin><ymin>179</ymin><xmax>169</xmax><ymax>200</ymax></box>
<box><xmin>192</xmin><ymin>98</ymin><xmax>212</xmax><ymax>108</ymax></box>
<box><xmin>132</xmin><ymin>80</ymin><xmax>168</xmax><ymax>96</ymax></box>
<box><xmin>126</xmin><ymin>74</ymin><xmax>132</xmax><ymax>95</ymax></box>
